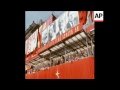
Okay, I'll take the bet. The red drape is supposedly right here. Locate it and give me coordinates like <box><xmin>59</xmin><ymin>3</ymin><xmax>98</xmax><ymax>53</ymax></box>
<box><xmin>79</xmin><ymin>11</ymin><xmax>88</xmax><ymax>25</ymax></box>
<box><xmin>25</xmin><ymin>57</ymin><xmax>94</xmax><ymax>79</ymax></box>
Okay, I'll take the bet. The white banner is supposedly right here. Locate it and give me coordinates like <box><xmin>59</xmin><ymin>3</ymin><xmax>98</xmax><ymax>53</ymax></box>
<box><xmin>25</xmin><ymin>29</ymin><xmax>38</xmax><ymax>55</ymax></box>
<box><xmin>25</xmin><ymin>40</ymin><xmax>28</xmax><ymax>54</ymax></box>
<box><xmin>55</xmin><ymin>12</ymin><xmax>67</xmax><ymax>37</ymax></box>
<box><xmin>83</xmin><ymin>11</ymin><xmax>94</xmax><ymax>30</ymax></box>
<box><xmin>47</xmin><ymin>22</ymin><xmax>56</xmax><ymax>42</ymax></box>
<box><xmin>41</xmin><ymin>11</ymin><xmax>80</xmax><ymax>46</ymax></box>
<box><xmin>42</xmin><ymin>28</ymin><xmax>49</xmax><ymax>46</ymax></box>
<box><xmin>66</xmin><ymin>11</ymin><xmax>80</xmax><ymax>30</ymax></box>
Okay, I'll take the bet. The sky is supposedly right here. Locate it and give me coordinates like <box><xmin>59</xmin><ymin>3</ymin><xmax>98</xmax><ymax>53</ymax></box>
<box><xmin>25</xmin><ymin>11</ymin><xmax>64</xmax><ymax>30</ymax></box>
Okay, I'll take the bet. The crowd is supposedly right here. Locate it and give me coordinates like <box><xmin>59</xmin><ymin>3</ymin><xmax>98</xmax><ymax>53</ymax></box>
<box><xmin>25</xmin><ymin>46</ymin><xmax>94</xmax><ymax>74</ymax></box>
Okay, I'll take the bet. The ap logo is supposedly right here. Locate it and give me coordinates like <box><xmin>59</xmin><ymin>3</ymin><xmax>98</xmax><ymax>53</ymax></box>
<box><xmin>94</xmin><ymin>11</ymin><xmax>104</xmax><ymax>22</ymax></box>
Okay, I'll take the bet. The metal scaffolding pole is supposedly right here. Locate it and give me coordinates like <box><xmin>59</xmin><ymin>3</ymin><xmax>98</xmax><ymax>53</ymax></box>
<box><xmin>85</xmin><ymin>34</ymin><xmax>89</xmax><ymax>57</ymax></box>
<box><xmin>64</xmin><ymin>45</ymin><xmax>66</xmax><ymax>62</ymax></box>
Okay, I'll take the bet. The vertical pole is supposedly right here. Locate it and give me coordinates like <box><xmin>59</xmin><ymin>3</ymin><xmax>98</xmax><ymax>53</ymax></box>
<box><xmin>65</xmin><ymin>46</ymin><xmax>66</xmax><ymax>62</ymax></box>
<box><xmin>91</xmin><ymin>37</ymin><xmax>93</xmax><ymax>56</ymax></box>
<box><xmin>49</xmin><ymin>51</ymin><xmax>51</xmax><ymax>79</ymax></box>
<box><xmin>85</xmin><ymin>34</ymin><xmax>89</xmax><ymax>57</ymax></box>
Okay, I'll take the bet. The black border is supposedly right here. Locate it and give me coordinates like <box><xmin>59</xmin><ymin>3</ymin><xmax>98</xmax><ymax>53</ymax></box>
<box><xmin>6</xmin><ymin>2</ymin><xmax>112</xmax><ymax>87</ymax></box>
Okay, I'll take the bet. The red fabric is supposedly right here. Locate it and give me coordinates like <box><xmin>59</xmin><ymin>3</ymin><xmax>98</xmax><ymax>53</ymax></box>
<box><xmin>79</xmin><ymin>11</ymin><xmax>88</xmax><ymax>25</ymax></box>
<box><xmin>90</xmin><ymin>11</ymin><xmax>94</xmax><ymax>22</ymax></box>
<box><xmin>79</xmin><ymin>11</ymin><xmax>94</xmax><ymax>25</ymax></box>
<box><xmin>25</xmin><ymin>57</ymin><xmax>94</xmax><ymax>79</ymax></box>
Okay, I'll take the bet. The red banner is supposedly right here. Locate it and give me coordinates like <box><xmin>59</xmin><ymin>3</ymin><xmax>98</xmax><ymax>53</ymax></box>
<box><xmin>79</xmin><ymin>11</ymin><xmax>94</xmax><ymax>33</ymax></box>
<box><xmin>46</xmin><ymin>15</ymin><xmax>53</xmax><ymax>26</ymax></box>
<box><xmin>25</xmin><ymin>57</ymin><xmax>94</xmax><ymax>79</ymax></box>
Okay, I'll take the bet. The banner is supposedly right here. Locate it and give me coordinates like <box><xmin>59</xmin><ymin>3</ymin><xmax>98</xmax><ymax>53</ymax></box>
<box><xmin>25</xmin><ymin>15</ymin><xmax>54</xmax><ymax>62</ymax></box>
<box><xmin>25</xmin><ymin>29</ymin><xmax>38</xmax><ymax>55</ymax></box>
<box><xmin>41</xmin><ymin>11</ymin><xmax>80</xmax><ymax>47</ymax></box>
<box><xmin>79</xmin><ymin>11</ymin><xmax>94</xmax><ymax>32</ymax></box>
<box><xmin>38</xmin><ymin>15</ymin><xmax>54</xmax><ymax>47</ymax></box>
<box><xmin>42</xmin><ymin>28</ymin><xmax>49</xmax><ymax>46</ymax></box>
<box><xmin>66</xmin><ymin>11</ymin><xmax>80</xmax><ymax>31</ymax></box>
<box><xmin>47</xmin><ymin>22</ymin><xmax>56</xmax><ymax>42</ymax></box>
<box><xmin>56</xmin><ymin>12</ymin><xmax>67</xmax><ymax>37</ymax></box>
<box><xmin>46</xmin><ymin>15</ymin><xmax>53</xmax><ymax>27</ymax></box>
<box><xmin>25</xmin><ymin>39</ymin><xmax>29</xmax><ymax>55</ymax></box>
<box><xmin>38</xmin><ymin>23</ymin><xmax>83</xmax><ymax>54</ymax></box>
<box><xmin>39</xmin><ymin>15</ymin><xmax>54</xmax><ymax>34</ymax></box>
